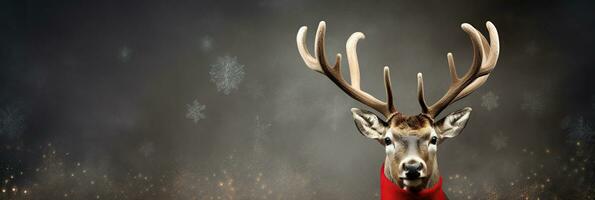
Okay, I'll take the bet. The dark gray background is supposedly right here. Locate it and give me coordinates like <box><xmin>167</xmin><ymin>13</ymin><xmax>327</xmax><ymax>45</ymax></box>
<box><xmin>1</xmin><ymin>0</ymin><xmax>594</xmax><ymax>199</ymax></box>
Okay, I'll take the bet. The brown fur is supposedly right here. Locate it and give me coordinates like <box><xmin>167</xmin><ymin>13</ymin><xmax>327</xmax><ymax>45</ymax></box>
<box><xmin>389</xmin><ymin>114</ymin><xmax>433</xmax><ymax>133</ymax></box>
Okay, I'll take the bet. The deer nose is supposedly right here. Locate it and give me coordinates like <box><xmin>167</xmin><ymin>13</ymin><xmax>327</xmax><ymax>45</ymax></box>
<box><xmin>402</xmin><ymin>161</ymin><xmax>423</xmax><ymax>179</ymax></box>
<box><xmin>402</xmin><ymin>160</ymin><xmax>424</xmax><ymax>171</ymax></box>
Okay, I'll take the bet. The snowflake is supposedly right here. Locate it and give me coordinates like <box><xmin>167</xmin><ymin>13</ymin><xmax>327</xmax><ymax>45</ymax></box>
<box><xmin>481</xmin><ymin>91</ymin><xmax>499</xmax><ymax>111</ymax></box>
<box><xmin>138</xmin><ymin>142</ymin><xmax>155</xmax><ymax>157</ymax></box>
<box><xmin>564</xmin><ymin>115</ymin><xmax>593</xmax><ymax>142</ymax></box>
<box><xmin>490</xmin><ymin>132</ymin><xmax>508</xmax><ymax>151</ymax></box>
<box><xmin>0</xmin><ymin>105</ymin><xmax>25</xmax><ymax>138</ymax></box>
<box><xmin>201</xmin><ymin>36</ymin><xmax>214</xmax><ymax>52</ymax></box>
<box><xmin>118</xmin><ymin>46</ymin><xmax>132</xmax><ymax>62</ymax></box>
<box><xmin>185</xmin><ymin>100</ymin><xmax>206</xmax><ymax>123</ymax></box>
<box><xmin>209</xmin><ymin>56</ymin><xmax>245</xmax><ymax>95</ymax></box>
<box><xmin>521</xmin><ymin>92</ymin><xmax>545</xmax><ymax>116</ymax></box>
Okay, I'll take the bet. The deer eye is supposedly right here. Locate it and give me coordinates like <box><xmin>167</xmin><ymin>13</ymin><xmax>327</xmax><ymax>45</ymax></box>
<box><xmin>430</xmin><ymin>136</ymin><xmax>438</xmax><ymax>145</ymax></box>
<box><xmin>384</xmin><ymin>137</ymin><xmax>392</xmax><ymax>145</ymax></box>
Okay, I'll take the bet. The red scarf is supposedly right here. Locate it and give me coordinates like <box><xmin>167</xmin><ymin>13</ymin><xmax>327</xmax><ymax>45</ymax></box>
<box><xmin>380</xmin><ymin>163</ymin><xmax>447</xmax><ymax>200</ymax></box>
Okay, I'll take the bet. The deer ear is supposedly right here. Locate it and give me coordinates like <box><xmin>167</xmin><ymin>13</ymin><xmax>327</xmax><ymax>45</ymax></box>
<box><xmin>434</xmin><ymin>107</ymin><xmax>472</xmax><ymax>139</ymax></box>
<box><xmin>351</xmin><ymin>108</ymin><xmax>387</xmax><ymax>139</ymax></box>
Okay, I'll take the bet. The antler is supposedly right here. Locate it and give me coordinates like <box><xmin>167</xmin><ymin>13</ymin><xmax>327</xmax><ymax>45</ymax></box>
<box><xmin>418</xmin><ymin>21</ymin><xmax>500</xmax><ymax>118</ymax></box>
<box><xmin>297</xmin><ymin>21</ymin><xmax>397</xmax><ymax>118</ymax></box>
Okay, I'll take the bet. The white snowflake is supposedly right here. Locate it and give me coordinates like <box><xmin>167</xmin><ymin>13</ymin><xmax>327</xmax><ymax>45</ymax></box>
<box><xmin>118</xmin><ymin>46</ymin><xmax>132</xmax><ymax>62</ymax></box>
<box><xmin>201</xmin><ymin>36</ymin><xmax>214</xmax><ymax>52</ymax></box>
<box><xmin>209</xmin><ymin>56</ymin><xmax>245</xmax><ymax>95</ymax></box>
<box><xmin>564</xmin><ymin>115</ymin><xmax>593</xmax><ymax>142</ymax></box>
<box><xmin>185</xmin><ymin>100</ymin><xmax>206</xmax><ymax>123</ymax></box>
<box><xmin>0</xmin><ymin>105</ymin><xmax>25</xmax><ymax>138</ymax></box>
<box><xmin>138</xmin><ymin>142</ymin><xmax>155</xmax><ymax>157</ymax></box>
<box><xmin>521</xmin><ymin>92</ymin><xmax>545</xmax><ymax>116</ymax></box>
<box><xmin>490</xmin><ymin>132</ymin><xmax>508</xmax><ymax>151</ymax></box>
<box><xmin>481</xmin><ymin>91</ymin><xmax>499</xmax><ymax>111</ymax></box>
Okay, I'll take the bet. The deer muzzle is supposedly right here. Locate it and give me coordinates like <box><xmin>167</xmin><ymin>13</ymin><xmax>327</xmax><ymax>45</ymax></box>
<box><xmin>404</xmin><ymin>162</ymin><xmax>423</xmax><ymax>179</ymax></box>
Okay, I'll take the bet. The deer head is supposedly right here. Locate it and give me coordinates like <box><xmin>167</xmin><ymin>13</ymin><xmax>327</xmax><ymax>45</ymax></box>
<box><xmin>297</xmin><ymin>21</ymin><xmax>499</xmax><ymax>191</ymax></box>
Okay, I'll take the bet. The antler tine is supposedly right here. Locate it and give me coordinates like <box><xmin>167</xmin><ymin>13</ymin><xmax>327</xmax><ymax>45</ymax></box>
<box><xmin>297</xmin><ymin>24</ymin><xmax>323</xmax><ymax>73</ymax></box>
<box><xmin>419</xmin><ymin>22</ymin><xmax>500</xmax><ymax>118</ymax></box>
<box><xmin>417</xmin><ymin>73</ymin><xmax>429</xmax><ymax>114</ymax></box>
<box><xmin>297</xmin><ymin>21</ymin><xmax>397</xmax><ymax>118</ymax></box>
<box><xmin>453</xmin><ymin>21</ymin><xmax>499</xmax><ymax>102</ymax></box>
<box><xmin>447</xmin><ymin>53</ymin><xmax>458</xmax><ymax>82</ymax></box>
<box><xmin>384</xmin><ymin>66</ymin><xmax>397</xmax><ymax>114</ymax></box>
<box><xmin>346</xmin><ymin>32</ymin><xmax>365</xmax><ymax>90</ymax></box>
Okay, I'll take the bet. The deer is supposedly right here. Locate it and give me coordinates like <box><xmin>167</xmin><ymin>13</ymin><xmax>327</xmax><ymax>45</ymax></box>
<box><xmin>296</xmin><ymin>21</ymin><xmax>499</xmax><ymax>200</ymax></box>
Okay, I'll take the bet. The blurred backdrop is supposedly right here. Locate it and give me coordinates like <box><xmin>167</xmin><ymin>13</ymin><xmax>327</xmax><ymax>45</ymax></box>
<box><xmin>1</xmin><ymin>0</ymin><xmax>594</xmax><ymax>199</ymax></box>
